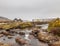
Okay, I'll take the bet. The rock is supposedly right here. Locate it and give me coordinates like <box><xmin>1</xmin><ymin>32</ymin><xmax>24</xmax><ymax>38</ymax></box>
<box><xmin>28</xmin><ymin>35</ymin><xmax>34</xmax><ymax>39</ymax></box>
<box><xmin>15</xmin><ymin>37</ymin><xmax>27</xmax><ymax>45</ymax></box>
<box><xmin>32</xmin><ymin>29</ymin><xmax>40</xmax><ymax>37</ymax></box>
<box><xmin>0</xmin><ymin>42</ymin><xmax>11</xmax><ymax>46</ymax></box>
<box><xmin>1</xmin><ymin>31</ymin><xmax>10</xmax><ymax>35</ymax></box>
<box><xmin>0</xmin><ymin>34</ymin><xmax>3</xmax><ymax>37</ymax></box>
<box><xmin>49</xmin><ymin>41</ymin><xmax>60</xmax><ymax>46</ymax></box>
<box><xmin>2</xmin><ymin>44</ymin><xmax>11</xmax><ymax>46</ymax></box>
<box><xmin>1</xmin><ymin>31</ymin><xmax>12</xmax><ymax>36</ymax></box>
<box><xmin>37</xmin><ymin>31</ymin><xmax>59</xmax><ymax>43</ymax></box>
<box><xmin>0</xmin><ymin>42</ymin><xmax>3</xmax><ymax>45</ymax></box>
<box><xmin>19</xmin><ymin>32</ymin><xmax>25</xmax><ymax>35</ymax></box>
<box><xmin>7</xmin><ymin>35</ymin><xmax>13</xmax><ymax>39</ymax></box>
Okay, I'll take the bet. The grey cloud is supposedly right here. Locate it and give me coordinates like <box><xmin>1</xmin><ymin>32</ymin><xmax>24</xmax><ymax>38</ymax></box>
<box><xmin>0</xmin><ymin>0</ymin><xmax>60</xmax><ymax>20</ymax></box>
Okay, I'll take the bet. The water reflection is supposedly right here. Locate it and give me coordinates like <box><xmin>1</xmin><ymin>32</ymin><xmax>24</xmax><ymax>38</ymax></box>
<box><xmin>36</xmin><ymin>24</ymin><xmax>48</xmax><ymax>29</ymax></box>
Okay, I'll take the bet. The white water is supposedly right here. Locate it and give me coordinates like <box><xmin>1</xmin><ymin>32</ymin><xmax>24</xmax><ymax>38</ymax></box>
<box><xmin>24</xmin><ymin>30</ymin><xmax>32</xmax><ymax>41</ymax></box>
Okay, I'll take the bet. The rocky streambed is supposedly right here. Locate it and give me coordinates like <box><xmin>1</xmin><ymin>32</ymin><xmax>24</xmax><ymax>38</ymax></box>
<box><xmin>0</xmin><ymin>28</ymin><xmax>60</xmax><ymax>46</ymax></box>
<box><xmin>0</xmin><ymin>29</ymin><xmax>49</xmax><ymax>46</ymax></box>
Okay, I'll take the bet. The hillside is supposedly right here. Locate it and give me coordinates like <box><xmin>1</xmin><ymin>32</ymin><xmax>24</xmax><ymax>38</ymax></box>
<box><xmin>0</xmin><ymin>16</ymin><xmax>11</xmax><ymax>22</ymax></box>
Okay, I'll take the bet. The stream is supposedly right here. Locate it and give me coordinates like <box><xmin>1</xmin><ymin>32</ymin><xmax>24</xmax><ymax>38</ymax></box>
<box><xmin>0</xmin><ymin>24</ymin><xmax>49</xmax><ymax>46</ymax></box>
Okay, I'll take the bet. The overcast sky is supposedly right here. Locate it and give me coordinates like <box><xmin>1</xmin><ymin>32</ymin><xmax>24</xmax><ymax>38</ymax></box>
<box><xmin>0</xmin><ymin>0</ymin><xmax>60</xmax><ymax>20</ymax></box>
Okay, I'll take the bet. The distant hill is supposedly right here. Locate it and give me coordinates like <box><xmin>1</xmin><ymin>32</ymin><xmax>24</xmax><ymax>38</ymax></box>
<box><xmin>0</xmin><ymin>16</ymin><xmax>12</xmax><ymax>22</ymax></box>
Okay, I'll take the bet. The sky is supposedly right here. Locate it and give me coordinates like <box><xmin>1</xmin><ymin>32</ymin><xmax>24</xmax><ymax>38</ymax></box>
<box><xmin>0</xmin><ymin>0</ymin><xmax>60</xmax><ymax>20</ymax></box>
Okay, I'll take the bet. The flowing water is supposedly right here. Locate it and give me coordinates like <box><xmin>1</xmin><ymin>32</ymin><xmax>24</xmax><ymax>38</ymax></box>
<box><xmin>0</xmin><ymin>24</ymin><xmax>49</xmax><ymax>46</ymax></box>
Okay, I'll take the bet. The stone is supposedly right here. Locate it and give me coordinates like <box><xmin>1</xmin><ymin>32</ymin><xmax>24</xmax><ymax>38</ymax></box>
<box><xmin>37</xmin><ymin>31</ymin><xmax>59</xmax><ymax>43</ymax></box>
<box><xmin>15</xmin><ymin>37</ymin><xmax>27</xmax><ymax>45</ymax></box>
<box><xmin>7</xmin><ymin>35</ymin><xmax>13</xmax><ymax>39</ymax></box>
<box><xmin>0</xmin><ymin>34</ymin><xmax>3</xmax><ymax>37</ymax></box>
<box><xmin>49</xmin><ymin>41</ymin><xmax>60</xmax><ymax>46</ymax></box>
<box><xmin>19</xmin><ymin>32</ymin><xmax>25</xmax><ymax>35</ymax></box>
<box><xmin>0</xmin><ymin>42</ymin><xmax>11</xmax><ymax>46</ymax></box>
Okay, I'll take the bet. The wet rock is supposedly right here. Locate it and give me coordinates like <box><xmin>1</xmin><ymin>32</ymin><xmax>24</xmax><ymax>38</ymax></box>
<box><xmin>7</xmin><ymin>35</ymin><xmax>13</xmax><ymax>39</ymax></box>
<box><xmin>9</xmin><ymin>31</ymin><xmax>15</xmax><ymax>34</ymax></box>
<box><xmin>37</xmin><ymin>31</ymin><xmax>59</xmax><ymax>43</ymax></box>
<box><xmin>6</xmin><ymin>29</ymin><xmax>10</xmax><ymax>32</ymax></box>
<box><xmin>28</xmin><ymin>35</ymin><xmax>35</xmax><ymax>39</ymax></box>
<box><xmin>0</xmin><ymin>42</ymin><xmax>3</xmax><ymax>45</ymax></box>
<box><xmin>1</xmin><ymin>31</ymin><xmax>12</xmax><ymax>36</ymax></box>
<box><xmin>15</xmin><ymin>31</ymin><xmax>18</xmax><ymax>34</ymax></box>
<box><xmin>15</xmin><ymin>37</ymin><xmax>27</xmax><ymax>45</ymax></box>
<box><xmin>0</xmin><ymin>42</ymin><xmax>11</xmax><ymax>46</ymax></box>
<box><xmin>19</xmin><ymin>32</ymin><xmax>25</xmax><ymax>35</ymax></box>
<box><xmin>49</xmin><ymin>41</ymin><xmax>60</xmax><ymax>46</ymax></box>
<box><xmin>2</xmin><ymin>44</ymin><xmax>11</xmax><ymax>46</ymax></box>
<box><xmin>32</xmin><ymin>28</ymin><xmax>40</xmax><ymax>37</ymax></box>
<box><xmin>0</xmin><ymin>34</ymin><xmax>3</xmax><ymax>37</ymax></box>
